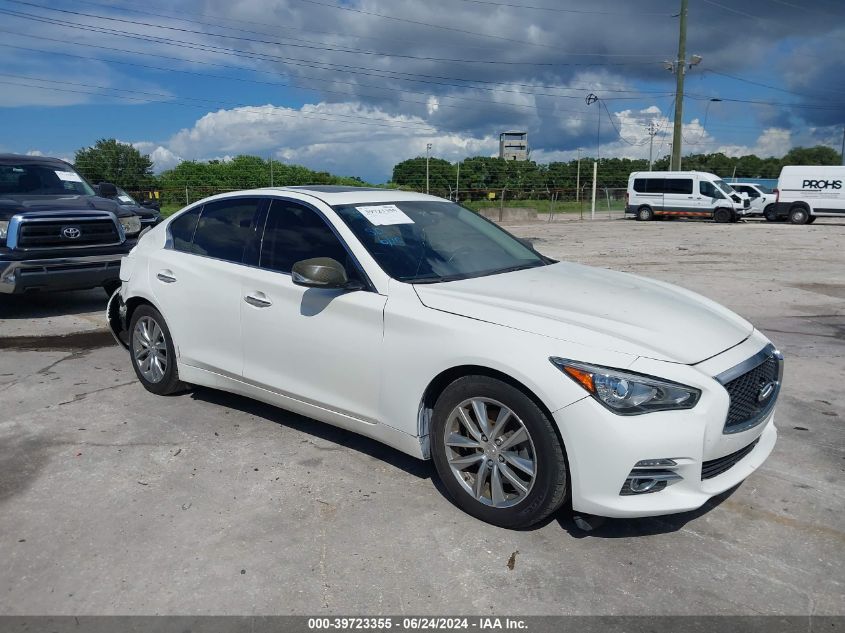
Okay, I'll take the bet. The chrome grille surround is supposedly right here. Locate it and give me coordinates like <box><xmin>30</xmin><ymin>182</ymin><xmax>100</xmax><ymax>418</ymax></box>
<box><xmin>715</xmin><ymin>343</ymin><xmax>784</xmax><ymax>434</ymax></box>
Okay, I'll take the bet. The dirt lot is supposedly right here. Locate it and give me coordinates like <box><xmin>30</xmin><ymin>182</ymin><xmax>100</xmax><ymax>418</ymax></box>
<box><xmin>1</xmin><ymin>217</ymin><xmax>843</xmax><ymax>615</ymax></box>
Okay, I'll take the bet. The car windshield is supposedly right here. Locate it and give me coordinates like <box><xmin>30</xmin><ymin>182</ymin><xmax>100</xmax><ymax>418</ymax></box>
<box><xmin>333</xmin><ymin>200</ymin><xmax>547</xmax><ymax>283</ymax></box>
<box><xmin>0</xmin><ymin>163</ymin><xmax>95</xmax><ymax>196</ymax></box>
<box><xmin>116</xmin><ymin>187</ymin><xmax>138</xmax><ymax>205</ymax></box>
<box><xmin>715</xmin><ymin>179</ymin><xmax>735</xmax><ymax>195</ymax></box>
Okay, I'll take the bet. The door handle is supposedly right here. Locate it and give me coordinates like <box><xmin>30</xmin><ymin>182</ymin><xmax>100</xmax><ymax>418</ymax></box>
<box><xmin>156</xmin><ymin>270</ymin><xmax>177</xmax><ymax>283</ymax></box>
<box><xmin>244</xmin><ymin>292</ymin><xmax>272</xmax><ymax>308</ymax></box>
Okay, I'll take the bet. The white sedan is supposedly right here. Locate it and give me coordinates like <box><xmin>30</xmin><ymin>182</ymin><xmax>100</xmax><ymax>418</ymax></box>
<box><xmin>108</xmin><ymin>187</ymin><xmax>782</xmax><ymax>528</ymax></box>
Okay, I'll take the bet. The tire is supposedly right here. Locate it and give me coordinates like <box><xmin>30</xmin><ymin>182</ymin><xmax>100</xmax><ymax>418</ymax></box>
<box><xmin>103</xmin><ymin>280</ymin><xmax>121</xmax><ymax>297</ymax></box>
<box><xmin>430</xmin><ymin>376</ymin><xmax>568</xmax><ymax>529</ymax></box>
<box><xmin>763</xmin><ymin>205</ymin><xmax>778</xmax><ymax>222</ymax></box>
<box><xmin>636</xmin><ymin>206</ymin><xmax>654</xmax><ymax>221</ymax></box>
<box><xmin>713</xmin><ymin>207</ymin><xmax>732</xmax><ymax>223</ymax></box>
<box><xmin>789</xmin><ymin>206</ymin><xmax>809</xmax><ymax>225</ymax></box>
<box><xmin>128</xmin><ymin>304</ymin><xmax>185</xmax><ymax>395</ymax></box>
<box><xmin>807</xmin><ymin>215</ymin><xmax>817</xmax><ymax>224</ymax></box>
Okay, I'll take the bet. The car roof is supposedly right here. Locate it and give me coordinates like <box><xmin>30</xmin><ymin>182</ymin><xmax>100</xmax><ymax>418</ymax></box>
<box><xmin>0</xmin><ymin>153</ymin><xmax>73</xmax><ymax>167</ymax></box>
<box><xmin>251</xmin><ymin>186</ymin><xmax>442</xmax><ymax>206</ymax></box>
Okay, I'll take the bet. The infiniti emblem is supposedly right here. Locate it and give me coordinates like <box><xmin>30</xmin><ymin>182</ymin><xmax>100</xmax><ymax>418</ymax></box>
<box><xmin>757</xmin><ymin>381</ymin><xmax>776</xmax><ymax>403</ymax></box>
<box><xmin>62</xmin><ymin>226</ymin><xmax>82</xmax><ymax>239</ymax></box>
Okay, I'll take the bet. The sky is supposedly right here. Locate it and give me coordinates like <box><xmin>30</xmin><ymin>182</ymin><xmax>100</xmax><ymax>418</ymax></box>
<box><xmin>0</xmin><ymin>0</ymin><xmax>844</xmax><ymax>183</ymax></box>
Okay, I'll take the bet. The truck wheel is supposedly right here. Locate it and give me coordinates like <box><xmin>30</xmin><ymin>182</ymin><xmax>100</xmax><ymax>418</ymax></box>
<box><xmin>807</xmin><ymin>216</ymin><xmax>817</xmax><ymax>224</ymax></box>
<box><xmin>714</xmin><ymin>208</ymin><xmax>732</xmax><ymax>223</ymax></box>
<box><xmin>636</xmin><ymin>206</ymin><xmax>654</xmax><ymax>221</ymax></box>
<box><xmin>763</xmin><ymin>205</ymin><xmax>778</xmax><ymax>222</ymax></box>
<box><xmin>789</xmin><ymin>206</ymin><xmax>809</xmax><ymax>225</ymax></box>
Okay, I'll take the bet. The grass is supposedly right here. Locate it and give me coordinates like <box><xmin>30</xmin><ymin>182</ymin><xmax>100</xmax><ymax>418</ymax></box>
<box><xmin>159</xmin><ymin>204</ymin><xmax>182</xmax><ymax>217</ymax></box>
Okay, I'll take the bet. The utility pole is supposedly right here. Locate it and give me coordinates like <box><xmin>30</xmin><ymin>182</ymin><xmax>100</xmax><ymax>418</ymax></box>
<box><xmin>425</xmin><ymin>143</ymin><xmax>432</xmax><ymax>194</ymax></box>
<box><xmin>576</xmin><ymin>148</ymin><xmax>582</xmax><ymax>202</ymax></box>
<box><xmin>671</xmin><ymin>0</ymin><xmax>688</xmax><ymax>171</ymax></box>
<box><xmin>841</xmin><ymin>126</ymin><xmax>845</xmax><ymax>166</ymax></box>
<box><xmin>647</xmin><ymin>122</ymin><xmax>657</xmax><ymax>171</ymax></box>
<box><xmin>455</xmin><ymin>161</ymin><xmax>460</xmax><ymax>201</ymax></box>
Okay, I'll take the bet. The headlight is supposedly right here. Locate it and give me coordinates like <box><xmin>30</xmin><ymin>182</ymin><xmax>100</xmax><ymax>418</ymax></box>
<box><xmin>0</xmin><ymin>220</ymin><xmax>8</xmax><ymax>243</ymax></box>
<box><xmin>120</xmin><ymin>215</ymin><xmax>142</xmax><ymax>236</ymax></box>
<box><xmin>550</xmin><ymin>358</ymin><xmax>700</xmax><ymax>415</ymax></box>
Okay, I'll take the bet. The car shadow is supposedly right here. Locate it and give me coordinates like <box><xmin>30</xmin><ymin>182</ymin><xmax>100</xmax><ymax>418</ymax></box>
<box><xmin>188</xmin><ymin>386</ymin><xmax>434</xmax><ymax>481</ymax></box>
<box><xmin>550</xmin><ymin>483</ymin><xmax>743</xmax><ymax>538</ymax></box>
<box><xmin>0</xmin><ymin>288</ymin><xmax>107</xmax><ymax>319</ymax></box>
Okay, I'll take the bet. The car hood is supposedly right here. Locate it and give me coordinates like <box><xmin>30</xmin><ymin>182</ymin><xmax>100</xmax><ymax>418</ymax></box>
<box><xmin>413</xmin><ymin>262</ymin><xmax>753</xmax><ymax>364</ymax></box>
<box><xmin>0</xmin><ymin>194</ymin><xmax>130</xmax><ymax>219</ymax></box>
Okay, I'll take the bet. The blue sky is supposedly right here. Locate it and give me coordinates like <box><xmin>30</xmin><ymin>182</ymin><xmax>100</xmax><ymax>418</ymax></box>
<box><xmin>1</xmin><ymin>0</ymin><xmax>843</xmax><ymax>183</ymax></box>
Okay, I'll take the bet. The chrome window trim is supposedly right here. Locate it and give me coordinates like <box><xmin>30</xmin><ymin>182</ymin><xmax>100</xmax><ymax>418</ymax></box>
<box><xmin>715</xmin><ymin>343</ymin><xmax>784</xmax><ymax>435</ymax></box>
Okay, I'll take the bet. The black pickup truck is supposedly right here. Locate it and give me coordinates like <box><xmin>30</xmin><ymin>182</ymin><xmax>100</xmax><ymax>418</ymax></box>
<box><xmin>0</xmin><ymin>154</ymin><xmax>140</xmax><ymax>295</ymax></box>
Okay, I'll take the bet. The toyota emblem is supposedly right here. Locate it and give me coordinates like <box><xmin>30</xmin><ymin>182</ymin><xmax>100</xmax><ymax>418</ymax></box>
<box><xmin>62</xmin><ymin>226</ymin><xmax>82</xmax><ymax>239</ymax></box>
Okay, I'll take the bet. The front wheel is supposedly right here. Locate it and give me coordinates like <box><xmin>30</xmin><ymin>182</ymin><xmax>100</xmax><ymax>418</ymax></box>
<box><xmin>713</xmin><ymin>207</ymin><xmax>732</xmax><ymax>223</ymax></box>
<box><xmin>763</xmin><ymin>205</ymin><xmax>778</xmax><ymax>222</ymax></box>
<box><xmin>789</xmin><ymin>206</ymin><xmax>809</xmax><ymax>225</ymax></box>
<box><xmin>129</xmin><ymin>305</ymin><xmax>185</xmax><ymax>395</ymax></box>
<box><xmin>430</xmin><ymin>376</ymin><xmax>568</xmax><ymax>529</ymax></box>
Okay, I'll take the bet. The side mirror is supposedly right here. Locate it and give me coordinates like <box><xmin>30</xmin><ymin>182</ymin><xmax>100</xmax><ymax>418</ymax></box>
<box><xmin>98</xmin><ymin>182</ymin><xmax>118</xmax><ymax>198</ymax></box>
<box><xmin>291</xmin><ymin>257</ymin><xmax>361</xmax><ymax>290</ymax></box>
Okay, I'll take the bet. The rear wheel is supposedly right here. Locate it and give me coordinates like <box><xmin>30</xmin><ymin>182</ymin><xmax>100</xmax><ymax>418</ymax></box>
<box><xmin>713</xmin><ymin>207</ymin><xmax>732</xmax><ymax>223</ymax></box>
<box><xmin>430</xmin><ymin>376</ymin><xmax>568</xmax><ymax>529</ymax></box>
<box><xmin>789</xmin><ymin>206</ymin><xmax>809</xmax><ymax>225</ymax></box>
<box><xmin>636</xmin><ymin>206</ymin><xmax>654</xmax><ymax>221</ymax></box>
<box><xmin>129</xmin><ymin>305</ymin><xmax>185</xmax><ymax>395</ymax></box>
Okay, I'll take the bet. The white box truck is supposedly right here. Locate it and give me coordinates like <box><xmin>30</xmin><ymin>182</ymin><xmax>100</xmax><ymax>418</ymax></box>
<box><xmin>772</xmin><ymin>165</ymin><xmax>845</xmax><ymax>224</ymax></box>
<box><xmin>626</xmin><ymin>171</ymin><xmax>749</xmax><ymax>222</ymax></box>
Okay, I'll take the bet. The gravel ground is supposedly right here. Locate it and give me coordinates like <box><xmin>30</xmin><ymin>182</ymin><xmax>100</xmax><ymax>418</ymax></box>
<box><xmin>0</xmin><ymin>216</ymin><xmax>843</xmax><ymax>616</ymax></box>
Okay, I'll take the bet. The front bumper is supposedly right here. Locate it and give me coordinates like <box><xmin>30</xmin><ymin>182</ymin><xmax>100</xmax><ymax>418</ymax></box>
<box><xmin>554</xmin><ymin>332</ymin><xmax>780</xmax><ymax>518</ymax></box>
<box><xmin>0</xmin><ymin>254</ymin><xmax>123</xmax><ymax>294</ymax></box>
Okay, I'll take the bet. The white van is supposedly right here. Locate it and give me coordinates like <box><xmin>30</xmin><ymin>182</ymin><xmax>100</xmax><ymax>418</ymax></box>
<box><xmin>626</xmin><ymin>171</ymin><xmax>749</xmax><ymax>222</ymax></box>
<box><xmin>773</xmin><ymin>165</ymin><xmax>845</xmax><ymax>224</ymax></box>
<box><xmin>730</xmin><ymin>182</ymin><xmax>776</xmax><ymax>219</ymax></box>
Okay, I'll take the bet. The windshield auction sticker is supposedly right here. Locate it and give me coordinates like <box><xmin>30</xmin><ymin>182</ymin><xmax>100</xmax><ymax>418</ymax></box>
<box><xmin>356</xmin><ymin>204</ymin><xmax>414</xmax><ymax>226</ymax></box>
<box><xmin>54</xmin><ymin>170</ymin><xmax>83</xmax><ymax>182</ymax></box>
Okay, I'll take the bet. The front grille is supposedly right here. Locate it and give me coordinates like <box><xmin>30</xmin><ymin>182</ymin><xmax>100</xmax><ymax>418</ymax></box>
<box><xmin>17</xmin><ymin>218</ymin><xmax>120</xmax><ymax>248</ymax></box>
<box><xmin>718</xmin><ymin>346</ymin><xmax>782</xmax><ymax>434</ymax></box>
<box><xmin>701</xmin><ymin>438</ymin><xmax>759</xmax><ymax>480</ymax></box>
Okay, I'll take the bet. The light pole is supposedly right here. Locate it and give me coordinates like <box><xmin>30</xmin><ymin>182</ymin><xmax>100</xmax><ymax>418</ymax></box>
<box><xmin>425</xmin><ymin>143</ymin><xmax>432</xmax><ymax>194</ymax></box>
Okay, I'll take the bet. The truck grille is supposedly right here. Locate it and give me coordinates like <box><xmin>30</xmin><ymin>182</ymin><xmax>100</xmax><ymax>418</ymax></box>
<box><xmin>17</xmin><ymin>218</ymin><xmax>121</xmax><ymax>248</ymax></box>
<box><xmin>716</xmin><ymin>344</ymin><xmax>783</xmax><ymax>434</ymax></box>
<box><xmin>701</xmin><ymin>438</ymin><xmax>759</xmax><ymax>480</ymax></box>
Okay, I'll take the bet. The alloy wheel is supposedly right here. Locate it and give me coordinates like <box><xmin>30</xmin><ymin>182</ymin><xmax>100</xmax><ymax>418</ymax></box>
<box><xmin>132</xmin><ymin>315</ymin><xmax>168</xmax><ymax>383</ymax></box>
<box><xmin>443</xmin><ymin>397</ymin><xmax>537</xmax><ymax>508</ymax></box>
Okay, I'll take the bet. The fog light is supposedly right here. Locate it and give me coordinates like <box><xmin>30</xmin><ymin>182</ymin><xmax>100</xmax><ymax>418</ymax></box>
<box><xmin>620</xmin><ymin>468</ymin><xmax>682</xmax><ymax>496</ymax></box>
<box><xmin>635</xmin><ymin>458</ymin><xmax>677</xmax><ymax>468</ymax></box>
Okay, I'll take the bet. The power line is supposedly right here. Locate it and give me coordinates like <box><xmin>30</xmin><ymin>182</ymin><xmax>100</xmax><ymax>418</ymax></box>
<box><xmin>2</xmin><ymin>0</ymin><xmax>669</xmax><ymax>68</ymax></box>
<box><xmin>292</xmin><ymin>0</ymin><xmax>667</xmax><ymax>56</ymax></box>
<box><xmin>0</xmin><ymin>8</ymin><xmax>671</xmax><ymax>100</ymax></box>
<box><xmin>704</xmin><ymin>68</ymin><xmax>845</xmax><ymax>98</ymax></box>
<box><xmin>442</xmin><ymin>0</ymin><xmax>674</xmax><ymax>16</ymax></box>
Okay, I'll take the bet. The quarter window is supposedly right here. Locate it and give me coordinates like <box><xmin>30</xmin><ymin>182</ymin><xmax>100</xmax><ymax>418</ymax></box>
<box><xmin>169</xmin><ymin>206</ymin><xmax>202</xmax><ymax>253</ymax></box>
<box><xmin>191</xmin><ymin>198</ymin><xmax>262</xmax><ymax>263</ymax></box>
<box><xmin>260</xmin><ymin>200</ymin><xmax>360</xmax><ymax>280</ymax></box>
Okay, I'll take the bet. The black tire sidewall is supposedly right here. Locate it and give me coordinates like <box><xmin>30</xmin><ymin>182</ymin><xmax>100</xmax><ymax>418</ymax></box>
<box><xmin>714</xmin><ymin>208</ymin><xmax>730</xmax><ymax>223</ymax></box>
<box><xmin>430</xmin><ymin>376</ymin><xmax>568</xmax><ymax>529</ymax></box>
<box><xmin>789</xmin><ymin>206</ymin><xmax>809</xmax><ymax>224</ymax></box>
<box><xmin>637</xmin><ymin>206</ymin><xmax>653</xmax><ymax>221</ymax></box>
<box><xmin>128</xmin><ymin>305</ymin><xmax>180</xmax><ymax>395</ymax></box>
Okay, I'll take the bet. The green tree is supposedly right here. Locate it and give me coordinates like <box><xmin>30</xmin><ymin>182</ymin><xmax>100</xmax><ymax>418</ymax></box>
<box><xmin>74</xmin><ymin>138</ymin><xmax>154</xmax><ymax>189</ymax></box>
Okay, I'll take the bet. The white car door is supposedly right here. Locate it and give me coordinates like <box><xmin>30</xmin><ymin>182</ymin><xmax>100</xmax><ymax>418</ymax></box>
<box><xmin>149</xmin><ymin>197</ymin><xmax>266</xmax><ymax>375</ymax></box>
<box><xmin>241</xmin><ymin>199</ymin><xmax>387</xmax><ymax>423</ymax></box>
